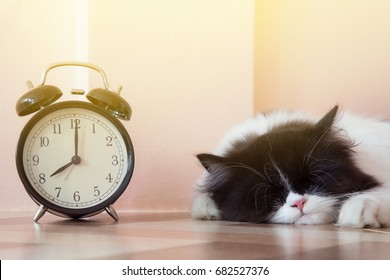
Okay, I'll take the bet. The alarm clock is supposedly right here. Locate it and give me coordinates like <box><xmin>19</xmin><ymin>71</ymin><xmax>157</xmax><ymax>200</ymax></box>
<box><xmin>15</xmin><ymin>61</ymin><xmax>135</xmax><ymax>222</ymax></box>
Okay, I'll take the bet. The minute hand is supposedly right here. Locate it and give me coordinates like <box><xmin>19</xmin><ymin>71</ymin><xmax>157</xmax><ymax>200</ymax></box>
<box><xmin>74</xmin><ymin>122</ymin><xmax>79</xmax><ymax>156</ymax></box>
<box><xmin>51</xmin><ymin>124</ymin><xmax>81</xmax><ymax>177</ymax></box>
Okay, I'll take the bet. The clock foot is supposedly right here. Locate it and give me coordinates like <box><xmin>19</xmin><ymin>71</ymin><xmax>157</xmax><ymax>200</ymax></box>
<box><xmin>105</xmin><ymin>205</ymin><xmax>119</xmax><ymax>221</ymax></box>
<box><xmin>33</xmin><ymin>205</ymin><xmax>48</xmax><ymax>222</ymax></box>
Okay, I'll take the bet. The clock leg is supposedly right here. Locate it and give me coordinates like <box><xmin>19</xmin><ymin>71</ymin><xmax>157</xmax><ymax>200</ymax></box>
<box><xmin>105</xmin><ymin>205</ymin><xmax>119</xmax><ymax>221</ymax></box>
<box><xmin>33</xmin><ymin>205</ymin><xmax>48</xmax><ymax>222</ymax></box>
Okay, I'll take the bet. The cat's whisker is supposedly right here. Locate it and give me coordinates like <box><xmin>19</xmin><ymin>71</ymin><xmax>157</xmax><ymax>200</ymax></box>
<box><xmin>254</xmin><ymin>186</ymin><xmax>260</xmax><ymax>218</ymax></box>
<box><xmin>247</xmin><ymin>183</ymin><xmax>270</xmax><ymax>195</ymax></box>
<box><xmin>263</xmin><ymin>162</ymin><xmax>273</xmax><ymax>182</ymax></box>
<box><xmin>308</xmin><ymin>156</ymin><xmax>342</xmax><ymax>167</ymax></box>
<box><xmin>224</xmin><ymin>162</ymin><xmax>267</xmax><ymax>181</ymax></box>
<box><xmin>307</xmin><ymin>184</ymin><xmax>324</xmax><ymax>195</ymax></box>
<box><xmin>247</xmin><ymin>183</ymin><xmax>270</xmax><ymax>207</ymax></box>
<box><xmin>269</xmin><ymin>156</ymin><xmax>293</xmax><ymax>190</ymax></box>
<box><xmin>263</xmin><ymin>185</ymin><xmax>272</xmax><ymax>214</ymax></box>
<box><xmin>312</xmin><ymin>169</ymin><xmax>340</xmax><ymax>185</ymax></box>
<box><xmin>304</xmin><ymin>127</ymin><xmax>331</xmax><ymax>166</ymax></box>
<box><xmin>246</xmin><ymin>182</ymin><xmax>273</xmax><ymax>221</ymax></box>
<box><xmin>310</xmin><ymin>172</ymin><xmax>330</xmax><ymax>188</ymax></box>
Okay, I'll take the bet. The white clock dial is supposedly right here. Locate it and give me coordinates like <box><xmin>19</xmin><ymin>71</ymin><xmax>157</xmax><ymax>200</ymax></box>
<box><xmin>17</xmin><ymin>102</ymin><xmax>134</xmax><ymax>217</ymax></box>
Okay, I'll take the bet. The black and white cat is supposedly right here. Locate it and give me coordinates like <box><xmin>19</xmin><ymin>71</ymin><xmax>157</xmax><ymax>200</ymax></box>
<box><xmin>192</xmin><ymin>106</ymin><xmax>390</xmax><ymax>228</ymax></box>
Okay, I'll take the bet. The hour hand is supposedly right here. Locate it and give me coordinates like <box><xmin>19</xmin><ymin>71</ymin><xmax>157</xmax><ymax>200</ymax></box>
<box><xmin>50</xmin><ymin>155</ymin><xmax>81</xmax><ymax>177</ymax></box>
<box><xmin>50</xmin><ymin>161</ymin><xmax>73</xmax><ymax>177</ymax></box>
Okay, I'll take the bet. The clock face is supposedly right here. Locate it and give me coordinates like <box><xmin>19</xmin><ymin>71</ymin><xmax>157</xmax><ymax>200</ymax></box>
<box><xmin>16</xmin><ymin>101</ymin><xmax>134</xmax><ymax>217</ymax></box>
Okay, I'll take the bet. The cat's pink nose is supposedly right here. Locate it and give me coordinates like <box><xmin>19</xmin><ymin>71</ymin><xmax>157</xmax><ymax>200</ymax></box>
<box><xmin>292</xmin><ymin>198</ymin><xmax>306</xmax><ymax>211</ymax></box>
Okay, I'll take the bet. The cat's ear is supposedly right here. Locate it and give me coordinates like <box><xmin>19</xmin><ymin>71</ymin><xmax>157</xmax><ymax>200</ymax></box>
<box><xmin>197</xmin><ymin>153</ymin><xmax>228</xmax><ymax>173</ymax></box>
<box><xmin>316</xmin><ymin>105</ymin><xmax>338</xmax><ymax>133</ymax></box>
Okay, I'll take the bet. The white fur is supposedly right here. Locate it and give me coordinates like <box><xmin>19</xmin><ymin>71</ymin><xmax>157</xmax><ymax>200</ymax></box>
<box><xmin>193</xmin><ymin>109</ymin><xmax>390</xmax><ymax>228</ymax></box>
<box><xmin>191</xmin><ymin>192</ymin><xmax>222</xmax><ymax>220</ymax></box>
<box><xmin>272</xmin><ymin>192</ymin><xmax>338</xmax><ymax>225</ymax></box>
<box><xmin>336</xmin><ymin>112</ymin><xmax>390</xmax><ymax>227</ymax></box>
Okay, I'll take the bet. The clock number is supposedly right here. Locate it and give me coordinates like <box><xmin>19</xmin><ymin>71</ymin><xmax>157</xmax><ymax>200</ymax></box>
<box><xmin>106</xmin><ymin>173</ymin><xmax>113</xmax><ymax>183</ymax></box>
<box><xmin>70</xmin><ymin>119</ymin><xmax>81</xmax><ymax>129</ymax></box>
<box><xmin>92</xmin><ymin>123</ymin><xmax>96</xmax><ymax>133</ymax></box>
<box><xmin>73</xmin><ymin>191</ymin><xmax>80</xmax><ymax>202</ymax></box>
<box><xmin>32</xmin><ymin>155</ymin><xmax>39</xmax><ymax>166</ymax></box>
<box><xmin>112</xmin><ymin>155</ymin><xmax>119</xmax><ymax>166</ymax></box>
<box><xmin>53</xmin><ymin>123</ymin><xmax>62</xmax><ymax>134</ymax></box>
<box><xmin>40</xmin><ymin>137</ymin><xmax>49</xmax><ymax>147</ymax></box>
<box><xmin>106</xmin><ymin>136</ymin><xmax>113</xmax><ymax>146</ymax></box>
<box><xmin>38</xmin><ymin>173</ymin><xmax>46</xmax><ymax>184</ymax></box>
<box><xmin>55</xmin><ymin>187</ymin><xmax>62</xmax><ymax>198</ymax></box>
<box><xmin>93</xmin><ymin>186</ymin><xmax>100</xmax><ymax>197</ymax></box>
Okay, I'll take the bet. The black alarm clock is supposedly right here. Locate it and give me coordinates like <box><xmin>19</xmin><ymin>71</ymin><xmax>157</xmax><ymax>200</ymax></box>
<box><xmin>15</xmin><ymin>61</ymin><xmax>135</xmax><ymax>222</ymax></box>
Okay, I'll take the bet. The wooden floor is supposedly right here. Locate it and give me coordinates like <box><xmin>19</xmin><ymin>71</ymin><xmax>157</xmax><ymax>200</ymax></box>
<box><xmin>1</xmin><ymin>211</ymin><xmax>390</xmax><ymax>259</ymax></box>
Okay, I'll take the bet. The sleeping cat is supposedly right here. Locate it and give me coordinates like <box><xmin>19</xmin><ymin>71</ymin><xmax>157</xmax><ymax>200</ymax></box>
<box><xmin>192</xmin><ymin>106</ymin><xmax>390</xmax><ymax>228</ymax></box>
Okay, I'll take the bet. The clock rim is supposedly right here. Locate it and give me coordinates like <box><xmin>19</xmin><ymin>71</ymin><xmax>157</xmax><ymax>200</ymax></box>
<box><xmin>15</xmin><ymin>101</ymin><xmax>135</xmax><ymax>218</ymax></box>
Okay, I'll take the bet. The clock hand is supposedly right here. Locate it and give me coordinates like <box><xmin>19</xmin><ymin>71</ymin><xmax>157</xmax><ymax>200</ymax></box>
<box><xmin>50</xmin><ymin>155</ymin><xmax>81</xmax><ymax>177</ymax></box>
<box><xmin>74</xmin><ymin>122</ymin><xmax>79</xmax><ymax>156</ymax></box>
<box><xmin>51</xmin><ymin>124</ymin><xmax>82</xmax><ymax>178</ymax></box>
<box><xmin>50</xmin><ymin>161</ymin><xmax>73</xmax><ymax>177</ymax></box>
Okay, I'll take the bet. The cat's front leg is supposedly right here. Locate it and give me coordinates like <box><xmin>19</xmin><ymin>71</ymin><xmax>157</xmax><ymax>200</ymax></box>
<box><xmin>192</xmin><ymin>192</ymin><xmax>222</xmax><ymax>220</ymax></box>
<box><xmin>337</xmin><ymin>195</ymin><xmax>381</xmax><ymax>228</ymax></box>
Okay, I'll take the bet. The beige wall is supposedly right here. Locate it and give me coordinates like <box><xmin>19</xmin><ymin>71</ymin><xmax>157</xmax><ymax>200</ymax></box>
<box><xmin>0</xmin><ymin>0</ymin><xmax>253</xmax><ymax>212</ymax></box>
<box><xmin>255</xmin><ymin>0</ymin><xmax>390</xmax><ymax>117</ymax></box>
<box><xmin>88</xmin><ymin>0</ymin><xmax>254</xmax><ymax>211</ymax></box>
<box><xmin>1</xmin><ymin>0</ymin><xmax>89</xmax><ymax>211</ymax></box>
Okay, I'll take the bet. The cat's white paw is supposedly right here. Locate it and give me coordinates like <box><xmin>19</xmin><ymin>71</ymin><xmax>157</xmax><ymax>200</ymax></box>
<box><xmin>192</xmin><ymin>192</ymin><xmax>222</xmax><ymax>220</ymax></box>
<box><xmin>337</xmin><ymin>196</ymin><xmax>380</xmax><ymax>228</ymax></box>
